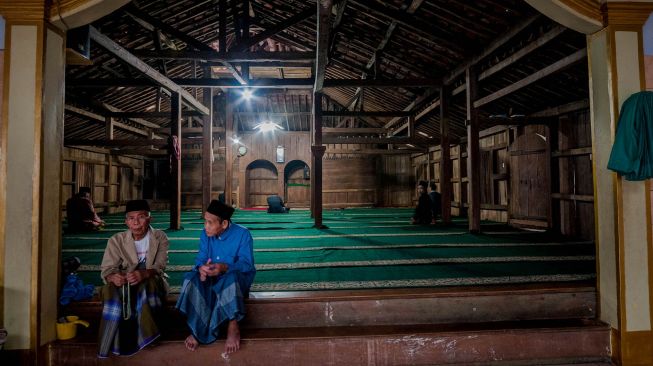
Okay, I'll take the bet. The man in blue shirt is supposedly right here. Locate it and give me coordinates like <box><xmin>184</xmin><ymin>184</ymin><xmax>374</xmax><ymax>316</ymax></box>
<box><xmin>176</xmin><ymin>200</ymin><xmax>256</xmax><ymax>355</ymax></box>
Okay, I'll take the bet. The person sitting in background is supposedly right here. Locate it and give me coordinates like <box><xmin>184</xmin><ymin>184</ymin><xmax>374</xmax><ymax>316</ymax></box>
<box><xmin>411</xmin><ymin>180</ymin><xmax>432</xmax><ymax>225</ymax></box>
<box><xmin>429</xmin><ymin>181</ymin><xmax>442</xmax><ymax>224</ymax></box>
<box><xmin>267</xmin><ymin>194</ymin><xmax>290</xmax><ymax>213</ymax></box>
<box><xmin>97</xmin><ymin>199</ymin><xmax>169</xmax><ymax>358</ymax></box>
<box><xmin>66</xmin><ymin>186</ymin><xmax>105</xmax><ymax>232</ymax></box>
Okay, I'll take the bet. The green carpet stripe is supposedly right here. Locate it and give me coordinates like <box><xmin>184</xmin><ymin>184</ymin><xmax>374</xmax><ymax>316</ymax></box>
<box><xmin>64</xmin><ymin>231</ymin><xmax>468</xmax><ymax>240</ymax></box>
<box><xmin>77</xmin><ymin>256</ymin><xmax>594</xmax><ymax>272</ymax></box>
<box><xmin>62</xmin><ymin>240</ymin><xmax>594</xmax><ymax>254</ymax></box>
<box><xmin>246</xmin><ymin>274</ymin><xmax>597</xmax><ymax>291</ymax></box>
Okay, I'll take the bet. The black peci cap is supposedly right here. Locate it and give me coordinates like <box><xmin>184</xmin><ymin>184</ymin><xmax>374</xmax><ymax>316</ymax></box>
<box><xmin>125</xmin><ymin>199</ymin><xmax>150</xmax><ymax>213</ymax></box>
<box><xmin>206</xmin><ymin>199</ymin><xmax>235</xmax><ymax>220</ymax></box>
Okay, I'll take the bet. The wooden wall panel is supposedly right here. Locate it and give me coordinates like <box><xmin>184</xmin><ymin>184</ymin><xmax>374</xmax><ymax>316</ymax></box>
<box><xmin>379</xmin><ymin>155</ymin><xmax>412</xmax><ymax>207</ymax></box>
<box><xmin>286</xmin><ymin>166</ymin><xmax>310</xmax><ymax>206</ymax></box>
<box><xmin>323</xmin><ymin>158</ymin><xmax>377</xmax><ymax>207</ymax></box>
<box><xmin>556</xmin><ymin>110</ymin><xmax>594</xmax><ymax>239</ymax></box>
<box><xmin>62</xmin><ymin>147</ymin><xmax>143</xmax><ymax>215</ymax></box>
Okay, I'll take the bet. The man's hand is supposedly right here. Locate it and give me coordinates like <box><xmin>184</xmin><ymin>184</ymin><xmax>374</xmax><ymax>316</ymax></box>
<box><xmin>125</xmin><ymin>269</ymin><xmax>149</xmax><ymax>285</ymax></box>
<box><xmin>198</xmin><ymin>259</ymin><xmax>228</xmax><ymax>281</ymax></box>
<box><xmin>107</xmin><ymin>273</ymin><xmax>127</xmax><ymax>287</ymax></box>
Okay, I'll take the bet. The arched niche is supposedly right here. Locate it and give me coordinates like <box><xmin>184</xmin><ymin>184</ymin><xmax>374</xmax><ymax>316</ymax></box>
<box><xmin>284</xmin><ymin>160</ymin><xmax>310</xmax><ymax>207</ymax></box>
<box><xmin>245</xmin><ymin>159</ymin><xmax>279</xmax><ymax>207</ymax></box>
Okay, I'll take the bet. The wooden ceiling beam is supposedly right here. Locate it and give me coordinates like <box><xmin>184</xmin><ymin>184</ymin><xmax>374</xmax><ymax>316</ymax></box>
<box><xmin>232</xmin><ymin>7</ymin><xmax>315</xmax><ymax>52</ymax></box>
<box><xmin>474</xmin><ymin>49</ymin><xmax>586</xmax><ymax>108</ymax></box>
<box><xmin>327</xmin><ymin>0</ymin><xmax>349</xmax><ymax>60</ymax></box>
<box><xmin>65</xmin><ymin>139</ymin><xmax>168</xmax><ymax>147</ymax></box>
<box><xmin>349</xmin><ymin>0</ymin><xmax>463</xmax><ymax>53</ymax></box>
<box><xmin>156</xmin><ymin>127</ymin><xmax>226</xmax><ymax>134</ymax></box>
<box><xmin>314</xmin><ymin>0</ymin><xmax>334</xmax><ymax>92</ymax></box>
<box><xmin>324</xmin><ymin>78</ymin><xmax>440</xmax><ymax>88</ymax></box>
<box><xmin>326</xmin><ymin>148</ymin><xmax>422</xmax><ymax>155</ymax></box>
<box><xmin>130</xmin><ymin>50</ymin><xmax>316</xmax><ymax>62</ymax></box>
<box><xmin>69</xmin><ymin>77</ymin><xmax>440</xmax><ymax>89</ymax></box>
<box><xmin>89</xmin><ymin>26</ymin><xmax>209</xmax><ymax>115</ymax></box>
<box><xmin>444</xmin><ymin>14</ymin><xmax>540</xmax><ymax>85</ymax></box>
<box><xmin>323</xmin><ymin>110</ymin><xmax>411</xmax><ymax>117</ymax></box>
<box><xmin>322</xmin><ymin>136</ymin><xmax>430</xmax><ymax>144</ymax></box>
<box><xmin>529</xmin><ymin>99</ymin><xmax>590</xmax><ymax>118</ymax></box>
<box><xmin>452</xmin><ymin>24</ymin><xmax>567</xmax><ymax>96</ymax></box>
<box><xmin>106</xmin><ymin>111</ymin><xmax>205</xmax><ymax>118</ymax></box>
<box><xmin>124</xmin><ymin>3</ymin><xmax>246</xmax><ymax>85</ymax></box>
<box><xmin>323</xmin><ymin>127</ymin><xmax>384</xmax><ymax>134</ymax></box>
<box><xmin>65</xmin><ymin>105</ymin><xmax>151</xmax><ymax>137</ymax></box>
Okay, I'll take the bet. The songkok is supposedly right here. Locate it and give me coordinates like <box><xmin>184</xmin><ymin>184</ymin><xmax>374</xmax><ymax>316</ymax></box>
<box><xmin>78</xmin><ymin>187</ymin><xmax>91</xmax><ymax>195</ymax></box>
<box><xmin>125</xmin><ymin>199</ymin><xmax>150</xmax><ymax>213</ymax></box>
<box><xmin>206</xmin><ymin>199</ymin><xmax>234</xmax><ymax>220</ymax></box>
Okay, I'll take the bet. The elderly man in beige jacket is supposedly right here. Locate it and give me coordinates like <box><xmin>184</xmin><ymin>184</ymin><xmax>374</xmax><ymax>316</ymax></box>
<box><xmin>97</xmin><ymin>199</ymin><xmax>169</xmax><ymax>358</ymax></box>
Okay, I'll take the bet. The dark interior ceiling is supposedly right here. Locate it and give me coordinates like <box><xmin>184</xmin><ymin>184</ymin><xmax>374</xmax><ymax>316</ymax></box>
<box><xmin>64</xmin><ymin>0</ymin><xmax>589</xmax><ymax>150</ymax></box>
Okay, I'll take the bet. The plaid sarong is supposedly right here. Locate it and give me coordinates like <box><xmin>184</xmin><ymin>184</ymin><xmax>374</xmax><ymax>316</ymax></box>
<box><xmin>97</xmin><ymin>276</ymin><xmax>167</xmax><ymax>358</ymax></box>
<box><xmin>175</xmin><ymin>271</ymin><xmax>248</xmax><ymax>344</ymax></box>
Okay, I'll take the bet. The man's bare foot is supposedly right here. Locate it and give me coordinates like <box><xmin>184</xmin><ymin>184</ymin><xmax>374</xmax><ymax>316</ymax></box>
<box><xmin>224</xmin><ymin>320</ymin><xmax>240</xmax><ymax>354</ymax></box>
<box><xmin>185</xmin><ymin>334</ymin><xmax>199</xmax><ymax>351</ymax></box>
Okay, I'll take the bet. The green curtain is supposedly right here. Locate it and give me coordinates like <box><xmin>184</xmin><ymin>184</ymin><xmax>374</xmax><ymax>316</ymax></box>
<box><xmin>607</xmin><ymin>91</ymin><xmax>653</xmax><ymax>181</ymax></box>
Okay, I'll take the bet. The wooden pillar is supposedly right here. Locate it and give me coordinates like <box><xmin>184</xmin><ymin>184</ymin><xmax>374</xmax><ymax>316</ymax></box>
<box><xmin>312</xmin><ymin>92</ymin><xmax>326</xmax><ymax>228</ymax></box>
<box><xmin>202</xmin><ymin>83</ymin><xmax>213</xmax><ymax>212</ymax></box>
<box><xmin>225</xmin><ymin>91</ymin><xmax>234</xmax><ymax>206</ymax></box>
<box><xmin>219</xmin><ymin>0</ymin><xmax>227</xmax><ymax>53</ymax></box>
<box><xmin>106</xmin><ymin>117</ymin><xmax>115</xmax><ymax>212</ymax></box>
<box><xmin>0</xmin><ymin>5</ymin><xmax>66</xmax><ymax>355</ymax></box>
<box><xmin>586</xmin><ymin>6</ymin><xmax>653</xmax><ymax>364</ymax></box>
<box><xmin>545</xmin><ymin>121</ymin><xmax>558</xmax><ymax>230</ymax></box>
<box><xmin>465</xmin><ymin>67</ymin><xmax>481</xmax><ymax>233</ymax></box>
<box><xmin>170</xmin><ymin>92</ymin><xmax>182</xmax><ymax>230</ymax></box>
<box><xmin>407</xmin><ymin>114</ymin><xmax>415</xmax><ymax>138</ymax></box>
<box><xmin>439</xmin><ymin>86</ymin><xmax>452</xmax><ymax>224</ymax></box>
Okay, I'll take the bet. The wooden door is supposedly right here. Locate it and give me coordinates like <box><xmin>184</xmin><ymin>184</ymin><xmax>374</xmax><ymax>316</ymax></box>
<box><xmin>247</xmin><ymin>160</ymin><xmax>278</xmax><ymax>207</ymax></box>
<box><xmin>509</xmin><ymin>132</ymin><xmax>548</xmax><ymax>227</ymax></box>
<box><xmin>286</xmin><ymin>168</ymin><xmax>310</xmax><ymax>207</ymax></box>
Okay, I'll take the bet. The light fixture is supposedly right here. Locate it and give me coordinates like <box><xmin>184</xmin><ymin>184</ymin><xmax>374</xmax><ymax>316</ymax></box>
<box><xmin>231</xmin><ymin>136</ymin><xmax>240</xmax><ymax>144</ymax></box>
<box><xmin>253</xmin><ymin>121</ymin><xmax>283</xmax><ymax>132</ymax></box>
<box><xmin>242</xmin><ymin>89</ymin><xmax>253</xmax><ymax>100</ymax></box>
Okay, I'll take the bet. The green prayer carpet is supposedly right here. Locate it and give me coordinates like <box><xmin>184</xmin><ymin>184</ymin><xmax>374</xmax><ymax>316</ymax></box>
<box><xmin>62</xmin><ymin>208</ymin><xmax>596</xmax><ymax>292</ymax></box>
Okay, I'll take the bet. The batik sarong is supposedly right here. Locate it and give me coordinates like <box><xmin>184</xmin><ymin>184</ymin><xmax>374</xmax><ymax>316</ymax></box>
<box><xmin>97</xmin><ymin>276</ymin><xmax>166</xmax><ymax>357</ymax></box>
<box><xmin>175</xmin><ymin>271</ymin><xmax>248</xmax><ymax>344</ymax></box>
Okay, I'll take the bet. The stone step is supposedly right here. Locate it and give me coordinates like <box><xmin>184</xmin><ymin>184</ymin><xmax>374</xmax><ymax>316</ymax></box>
<box><xmin>48</xmin><ymin>319</ymin><xmax>610</xmax><ymax>366</ymax></box>
<box><xmin>65</xmin><ymin>282</ymin><xmax>596</xmax><ymax>332</ymax></box>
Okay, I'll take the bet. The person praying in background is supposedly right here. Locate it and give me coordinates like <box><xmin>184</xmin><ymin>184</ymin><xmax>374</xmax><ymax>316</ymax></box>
<box><xmin>66</xmin><ymin>186</ymin><xmax>105</xmax><ymax>232</ymax></box>
<box><xmin>176</xmin><ymin>200</ymin><xmax>256</xmax><ymax>355</ymax></box>
<box><xmin>97</xmin><ymin>199</ymin><xmax>169</xmax><ymax>358</ymax></box>
<box><xmin>267</xmin><ymin>193</ymin><xmax>290</xmax><ymax>213</ymax></box>
<box><xmin>429</xmin><ymin>181</ymin><xmax>442</xmax><ymax>224</ymax></box>
<box><xmin>411</xmin><ymin>180</ymin><xmax>432</xmax><ymax>225</ymax></box>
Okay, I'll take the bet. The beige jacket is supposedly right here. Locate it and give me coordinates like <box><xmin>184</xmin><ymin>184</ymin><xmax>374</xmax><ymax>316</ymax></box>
<box><xmin>100</xmin><ymin>228</ymin><xmax>169</xmax><ymax>282</ymax></box>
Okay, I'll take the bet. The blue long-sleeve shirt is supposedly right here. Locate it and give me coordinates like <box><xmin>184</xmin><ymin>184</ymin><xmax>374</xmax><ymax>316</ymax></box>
<box><xmin>193</xmin><ymin>222</ymin><xmax>256</xmax><ymax>288</ymax></box>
